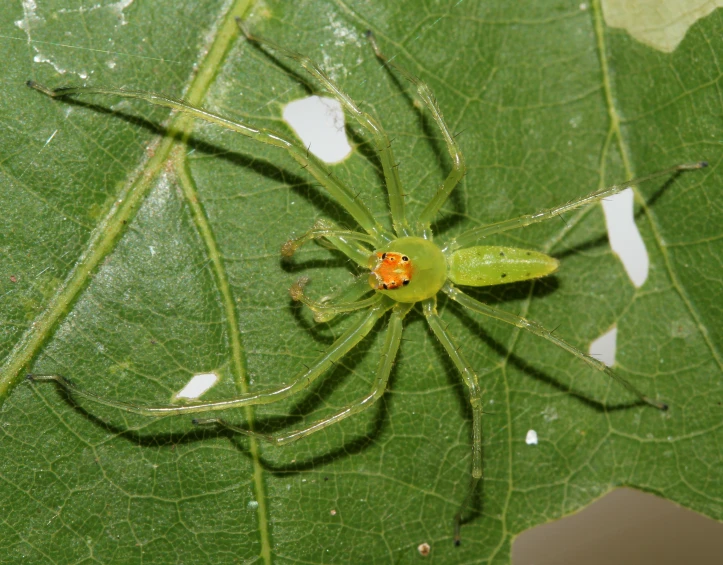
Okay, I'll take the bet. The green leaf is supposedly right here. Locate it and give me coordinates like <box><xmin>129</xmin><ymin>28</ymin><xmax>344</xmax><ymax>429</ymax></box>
<box><xmin>1</xmin><ymin>1</ymin><xmax>721</xmax><ymax>563</ymax></box>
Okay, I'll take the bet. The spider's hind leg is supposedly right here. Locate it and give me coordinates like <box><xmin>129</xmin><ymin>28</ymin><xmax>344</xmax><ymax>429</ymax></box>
<box><xmin>422</xmin><ymin>298</ymin><xmax>483</xmax><ymax>479</ymax></box>
<box><xmin>442</xmin><ymin>282</ymin><xmax>668</xmax><ymax>410</ymax></box>
<box><xmin>421</xmin><ymin>296</ymin><xmax>484</xmax><ymax>545</ymax></box>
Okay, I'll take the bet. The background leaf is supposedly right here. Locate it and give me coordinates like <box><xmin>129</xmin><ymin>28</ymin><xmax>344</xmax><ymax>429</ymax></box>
<box><xmin>1</xmin><ymin>0</ymin><xmax>721</xmax><ymax>563</ymax></box>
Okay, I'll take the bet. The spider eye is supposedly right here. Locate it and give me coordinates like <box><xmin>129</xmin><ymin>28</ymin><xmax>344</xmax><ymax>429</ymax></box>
<box><xmin>402</xmin><ymin>256</ymin><xmax>409</xmax><ymax>262</ymax></box>
<box><xmin>402</xmin><ymin>279</ymin><xmax>410</xmax><ymax>286</ymax></box>
<box><xmin>381</xmin><ymin>252</ymin><xmax>387</xmax><ymax>259</ymax></box>
<box><xmin>382</xmin><ymin>283</ymin><xmax>388</xmax><ymax>290</ymax></box>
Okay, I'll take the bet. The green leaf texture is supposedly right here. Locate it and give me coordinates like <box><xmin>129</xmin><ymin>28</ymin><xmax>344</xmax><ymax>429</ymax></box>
<box><xmin>1</xmin><ymin>1</ymin><xmax>721</xmax><ymax>563</ymax></box>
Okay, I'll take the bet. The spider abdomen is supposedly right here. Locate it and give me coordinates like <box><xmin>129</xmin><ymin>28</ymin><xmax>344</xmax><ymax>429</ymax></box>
<box><xmin>448</xmin><ymin>246</ymin><xmax>559</xmax><ymax>287</ymax></box>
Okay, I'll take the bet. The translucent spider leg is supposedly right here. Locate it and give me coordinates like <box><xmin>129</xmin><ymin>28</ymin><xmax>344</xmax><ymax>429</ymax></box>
<box><xmin>194</xmin><ymin>302</ymin><xmax>413</xmax><ymax>445</ymax></box>
<box><xmin>444</xmin><ymin>162</ymin><xmax>708</xmax><ymax>251</ymax></box>
<box><xmin>365</xmin><ymin>32</ymin><xmax>466</xmax><ymax>233</ymax></box>
<box><xmin>238</xmin><ymin>20</ymin><xmax>409</xmax><ymax>236</ymax></box>
<box><xmin>422</xmin><ymin>299</ymin><xmax>483</xmax><ymax>479</ymax></box>
<box><xmin>26</xmin><ymin>81</ymin><xmax>388</xmax><ymax>241</ymax></box>
<box><xmin>442</xmin><ymin>282</ymin><xmax>668</xmax><ymax>410</ymax></box>
<box><xmin>28</xmin><ymin>298</ymin><xmax>396</xmax><ymax>416</ymax></box>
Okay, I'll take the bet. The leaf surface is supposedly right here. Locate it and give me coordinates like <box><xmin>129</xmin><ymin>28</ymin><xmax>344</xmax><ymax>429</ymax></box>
<box><xmin>1</xmin><ymin>1</ymin><xmax>721</xmax><ymax>563</ymax></box>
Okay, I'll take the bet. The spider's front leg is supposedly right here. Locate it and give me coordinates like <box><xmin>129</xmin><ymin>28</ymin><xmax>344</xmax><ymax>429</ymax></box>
<box><xmin>365</xmin><ymin>32</ymin><xmax>467</xmax><ymax>232</ymax></box>
<box><xmin>238</xmin><ymin>19</ymin><xmax>407</xmax><ymax>237</ymax></box>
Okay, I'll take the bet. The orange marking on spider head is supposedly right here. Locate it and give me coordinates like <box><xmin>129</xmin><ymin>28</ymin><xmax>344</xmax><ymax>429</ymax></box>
<box><xmin>369</xmin><ymin>251</ymin><xmax>413</xmax><ymax>290</ymax></box>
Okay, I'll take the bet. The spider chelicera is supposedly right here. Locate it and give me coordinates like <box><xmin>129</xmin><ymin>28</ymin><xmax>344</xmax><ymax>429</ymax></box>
<box><xmin>27</xmin><ymin>20</ymin><xmax>705</xmax><ymax>540</ymax></box>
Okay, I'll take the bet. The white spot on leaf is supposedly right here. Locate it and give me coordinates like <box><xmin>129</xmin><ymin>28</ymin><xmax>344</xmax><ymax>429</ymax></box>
<box><xmin>283</xmin><ymin>96</ymin><xmax>352</xmax><ymax>164</ymax></box>
<box><xmin>602</xmin><ymin>189</ymin><xmax>648</xmax><ymax>287</ymax></box>
<box><xmin>602</xmin><ymin>0</ymin><xmax>723</xmax><ymax>53</ymax></box>
<box><xmin>174</xmin><ymin>372</ymin><xmax>218</xmax><ymax>400</ymax></box>
<box><xmin>590</xmin><ymin>326</ymin><xmax>618</xmax><ymax>367</ymax></box>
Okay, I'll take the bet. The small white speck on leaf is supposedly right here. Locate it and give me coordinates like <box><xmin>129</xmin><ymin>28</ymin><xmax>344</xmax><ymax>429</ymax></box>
<box><xmin>526</xmin><ymin>429</ymin><xmax>538</xmax><ymax>445</ymax></box>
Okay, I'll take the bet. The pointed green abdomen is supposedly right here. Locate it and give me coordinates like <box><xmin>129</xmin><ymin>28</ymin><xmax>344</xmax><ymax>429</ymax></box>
<box><xmin>448</xmin><ymin>246</ymin><xmax>559</xmax><ymax>287</ymax></box>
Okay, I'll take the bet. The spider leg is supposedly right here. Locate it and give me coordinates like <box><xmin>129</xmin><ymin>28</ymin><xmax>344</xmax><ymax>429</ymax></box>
<box><xmin>422</xmin><ymin>298</ymin><xmax>483</xmax><ymax>479</ymax></box>
<box><xmin>444</xmin><ymin>162</ymin><xmax>707</xmax><ymax>251</ymax></box>
<box><xmin>290</xmin><ymin>275</ymin><xmax>378</xmax><ymax>323</ymax></box>
<box><xmin>194</xmin><ymin>302</ymin><xmax>412</xmax><ymax>444</ymax></box>
<box><xmin>442</xmin><ymin>282</ymin><xmax>668</xmax><ymax>410</ymax></box>
<box><xmin>28</xmin><ymin>298</ymin><xmax>396</xmax><ymax>416</ymax></box>
<box><xmin>238</xmin><ymin>20</ymin><xmax>409</xmax><ymax>236</ymax></box>
<box><xmin>366</xmin><ymin>32</ymin><xmax>466</xmax><ymax>233</ymax></box>
<box><xmin>26</xmin><ymin>81</ymin><xmax>387</xmax><ymax>241</ymax></box>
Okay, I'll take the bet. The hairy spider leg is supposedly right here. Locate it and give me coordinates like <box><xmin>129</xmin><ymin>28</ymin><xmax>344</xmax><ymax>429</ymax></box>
<box><xmin>194</xmin><ymin>302</ymin><xmax>413</xmax><ymax>444</ymax></box>
<box><xmin>25</xmin><ymin>81</ymin><xmax>387</xmax><ymax>242</ymax></box>
<box><xmin>365</xmin><ymin>31</ymin><xmax>466</xmax><ymax>234</ymax></box>
<box><xmin>28</xmin><ymin>298</ymin><xmax>396</xmax><ymax>415</ymax></box>
<box><xmin>444</xmin><ymin>162</ymin><xmax>707</xmax><ymax>252</ymax></box>
<box><xmin>422</xmin><ymin>299</ymin><xmax>483</xmax><ymax>478</ymax></box>
<box><xmin>238</xmin><ymin>19</ymin><xmax>409</xmax><ymax>237</ymax></box>
<box><xmin>422</xmin><ymin>296</ymin><xmax>485</xmax><ymax>545</ymax></box>
<box><xmin>442</xmin><ymin>282</ymin><xmax>668</xmax><ymax>410</ymax></box>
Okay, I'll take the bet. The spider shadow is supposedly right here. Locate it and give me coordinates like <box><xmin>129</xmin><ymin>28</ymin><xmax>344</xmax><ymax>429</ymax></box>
<box><xmin>33</xmin><ymin>377</ymin><xmax>213</xmax><ymax>450</ymax></box>
<box><xmin>407</xmin><ymin>283</ymin><xmax>654</xmax><ymax>531</ymax></box>
<box><xmin>200</xmin><ymin>312</ymin><xmax>398</xmax><ymax>475</ymax></box>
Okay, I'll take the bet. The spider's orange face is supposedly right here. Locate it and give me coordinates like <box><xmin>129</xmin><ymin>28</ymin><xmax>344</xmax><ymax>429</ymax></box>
<box><xmin>369</xmin><ymin>252</ymin><xmax>412</xmax><ymax>290</ymax></box>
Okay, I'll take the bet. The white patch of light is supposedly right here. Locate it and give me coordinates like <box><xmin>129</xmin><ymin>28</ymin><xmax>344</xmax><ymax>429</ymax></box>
<box><xmin>283</xmin><ymin>96</ymin><xmax>352</xmax><ymax>164</ymax></box>
<box><xmin>525</xmin><ymin>429</ymin><xmax>538</xmax><ymax>445</ymax></box>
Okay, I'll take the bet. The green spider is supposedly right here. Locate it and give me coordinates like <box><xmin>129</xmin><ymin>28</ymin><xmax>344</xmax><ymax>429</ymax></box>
<box><xmin>27</xmin><ymin>21</ymin><xmax>705</xmax><ymax>539</ymax></box>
